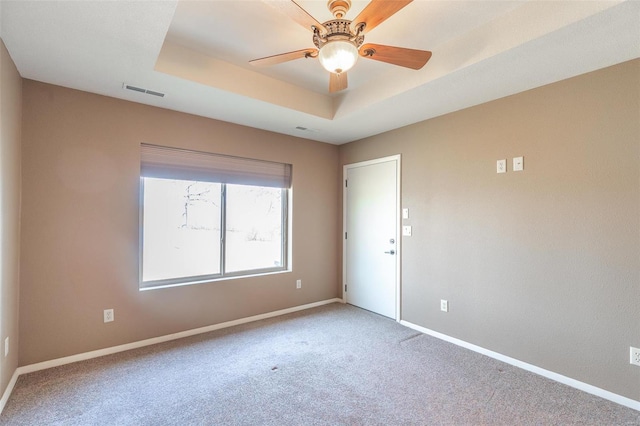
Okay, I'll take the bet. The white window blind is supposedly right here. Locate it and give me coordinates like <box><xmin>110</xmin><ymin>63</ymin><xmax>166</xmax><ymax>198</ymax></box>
<box><xmin>140</xmin><ymin>144</ymin><xmax>292</xmax><ymax>188</ymax></box>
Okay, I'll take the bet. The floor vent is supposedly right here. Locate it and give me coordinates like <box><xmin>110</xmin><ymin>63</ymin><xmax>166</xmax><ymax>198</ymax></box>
<box><xmin>123</xmin><ymin>83</ymin><xmax>165</xmax><ymax>98</ymax></box>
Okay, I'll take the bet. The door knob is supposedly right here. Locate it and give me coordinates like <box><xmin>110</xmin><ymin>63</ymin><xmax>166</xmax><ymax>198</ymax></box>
<box><xmin>384</xmin><ymin>250</ymin><xmax>396</xmax><ymax>255</ymax></box>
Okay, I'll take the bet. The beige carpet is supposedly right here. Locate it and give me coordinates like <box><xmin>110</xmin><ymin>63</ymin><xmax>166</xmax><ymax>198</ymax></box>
<box><xmin>1</xmin><ymin>303</ymin><xmax>638</xmax><ymax>425</ymax></box>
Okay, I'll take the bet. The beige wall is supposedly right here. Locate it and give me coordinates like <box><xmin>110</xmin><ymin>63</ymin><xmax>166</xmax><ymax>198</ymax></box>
<box><xmin>340</xmin><ymin>59</ymin><xmax>640</xmax><ymax>401</ymax></box>
<box><xmin>11</xmin><ymin>55</ymin><xmax>640</xmax><ymax>403</ymax></box>
<box><xmin>19</xmin><ymin>81</ymin><xmax>340</xmax><ymax>365</ymax></box>
<box><xmin>0</xmin><ymin>39</ymin><xmax>22</xmax><ymax>394</ymax></box>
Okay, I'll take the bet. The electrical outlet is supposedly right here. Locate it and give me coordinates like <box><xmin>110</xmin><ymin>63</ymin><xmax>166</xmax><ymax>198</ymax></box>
<box><xmin>296</xmin><ymin>279</ymin><xmax>302</xmax><ymax>289</ymax></box>
<box><xmin>4</xmin><ymin>337</ymin><xmax>8</xmax><ymax>357</ymax></box>
<box><xmin>497</xmin><ymin>159</ymin><xmax>507</xmax><ymax>174</ymax></box>
<box><xmin>440</xmin><ymin>300</ymin><xmax>448</xmax><ymax>312</ymax></box>
<box><xmin>104</xmin><ymin>309</ymin><xmax>114</xmax><ymax>323</ymax></box>
<box><xmin>631</xmin><ymin>347</ymin><xmax>640</xmax><ymax>366</ymax></box>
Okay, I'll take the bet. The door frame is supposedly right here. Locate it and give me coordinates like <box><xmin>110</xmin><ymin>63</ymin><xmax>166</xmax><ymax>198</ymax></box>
<box><xmin>342</xmin><ymin>155</ymin><xmax>402</xmax><ymax>321</ymax></box>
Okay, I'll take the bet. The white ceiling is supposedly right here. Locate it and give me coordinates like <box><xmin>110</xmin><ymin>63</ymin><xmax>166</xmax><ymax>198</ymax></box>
<box><xmin>1</xmin><ymin>1</ymin><xmax>639</xmax><ymax>145</ymax></box>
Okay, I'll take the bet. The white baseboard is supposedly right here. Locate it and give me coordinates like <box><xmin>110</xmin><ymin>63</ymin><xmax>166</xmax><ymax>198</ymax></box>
<box><xmin>0</xmin><ymin>298</ymin><xmax>341</xmax><ymax>414</ymax></box>
<box><xmin>4</xmin><ymin>301</ymin><xmax>636</xmax><ymax>415</ymax></box>
<box><xmin>0</xmin><ymin>369</ymin><xmax>20</xmax><ymax>414</ymax></box>
<box><xmin>400</xmin><ymin>320</ymin><xmax>640</xmax><ymax>412</ymax></box>
<box><xmin>18</xmin><ymin>298</ymin><xmax>342</xmax><ymax>375</ymax></box>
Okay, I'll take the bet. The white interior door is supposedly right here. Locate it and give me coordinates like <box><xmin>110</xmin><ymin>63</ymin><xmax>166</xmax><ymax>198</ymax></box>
<box><xmin>344</xmin><ymin>156</ymin><xmax>399</xmax><ymax>319</ymax></box>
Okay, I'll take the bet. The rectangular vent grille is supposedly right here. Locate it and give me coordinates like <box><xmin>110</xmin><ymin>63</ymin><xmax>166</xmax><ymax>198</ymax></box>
<box><xmin>123</xmin><ymin>83</ymin><xmax>165</xmax><ymax>98</ymax></box>
<box><xmin>295</xmin><ymin>126</ymin><xmax>319</xmax><ymax>133</ymax></box>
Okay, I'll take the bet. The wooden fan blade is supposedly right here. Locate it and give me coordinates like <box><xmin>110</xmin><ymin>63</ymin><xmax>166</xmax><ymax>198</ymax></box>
<box><xmin>263</xmin><ymin>1</ymin><xmax>326</xmax><ymax>34</ymax></box>
<box><xmin>329</xmin><ymin>72</ymin><xmax>348</xmax><ymax>93</ymax></box>
<box><xmin>359</xmin><ymin>43</ymin><xmax>432</xmax><ymax>70</ymax></box>
<box><xmin>249</xmin><ymin>48</ymin><xmax>318</xmax><ymax>67</ymax></box>
<box><xmin>350</xmin><ymin>0</ymin><xmax>412</xmax><ymax>34</ymax></box>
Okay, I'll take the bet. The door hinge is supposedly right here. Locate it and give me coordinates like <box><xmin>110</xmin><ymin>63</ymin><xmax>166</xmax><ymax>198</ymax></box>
<box><xmin>344</xmin><ymin>284</ymin><xmax>347</xmax><ymax>292</ymax></box>
<box><xmin>345</xmin><ymin>232</ymin><xmax>347</xmax><ymax>239</ymax></box>
<box><xmin>345</xmin><ymin>180</ymin><xmax>348</xmax><ymax>187</ymax></box>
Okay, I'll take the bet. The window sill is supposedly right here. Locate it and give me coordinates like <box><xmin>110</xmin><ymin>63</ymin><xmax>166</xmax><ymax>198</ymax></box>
<box><xmin>139</xmin><ymin>269</ymin><xmax>291</xmax><ymax>292</ymax></box>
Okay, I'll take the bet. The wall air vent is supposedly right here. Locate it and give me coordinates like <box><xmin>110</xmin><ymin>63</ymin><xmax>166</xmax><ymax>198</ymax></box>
<box><xmin>123</xmin><ymin>83</ymin><xmax>165</xmax><ymax>98</ymax></box>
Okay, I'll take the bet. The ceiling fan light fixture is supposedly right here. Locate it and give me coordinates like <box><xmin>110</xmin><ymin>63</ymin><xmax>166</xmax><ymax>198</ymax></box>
<box><xmin>318</xmin><ymin>40</ymin><xmax>358</xmax><ymax>74</ymax></box>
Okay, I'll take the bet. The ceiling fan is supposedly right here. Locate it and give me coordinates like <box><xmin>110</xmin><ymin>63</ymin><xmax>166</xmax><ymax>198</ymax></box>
<box><xmin>249</xmin><ymin>0</ymin><xmax>432</xmax><ymax>93</ymax></box>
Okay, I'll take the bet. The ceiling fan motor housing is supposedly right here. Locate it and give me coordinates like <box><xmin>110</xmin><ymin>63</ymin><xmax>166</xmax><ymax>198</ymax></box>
<box><xmin>313</xmin><ymin>19</ymin><xmax>364</xmax><ymax>50</ymax></box>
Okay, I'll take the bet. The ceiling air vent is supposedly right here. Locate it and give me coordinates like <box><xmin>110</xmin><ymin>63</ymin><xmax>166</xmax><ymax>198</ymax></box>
<box><xmin>295</xmin><ymin>126</ymin><xmax>320</xmax><ymax>133</ymax></box>
<box><xmin>123</xmin><ymin>83</ymin><xmax>165</xmax><ymax>98</ymax></box>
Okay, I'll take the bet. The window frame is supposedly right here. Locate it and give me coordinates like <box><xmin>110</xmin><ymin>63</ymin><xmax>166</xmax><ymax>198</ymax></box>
<box><xmin>139</xmin><ymin>178</ymin><xmax>289</xmax><ymax>290</ymax></box>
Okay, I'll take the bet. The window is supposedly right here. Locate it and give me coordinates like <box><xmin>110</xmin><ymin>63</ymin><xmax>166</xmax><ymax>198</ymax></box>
<box><xmin>140</xmin><ymin>144</ymin><xmax>290</xmax><ymax>289</ymax></box>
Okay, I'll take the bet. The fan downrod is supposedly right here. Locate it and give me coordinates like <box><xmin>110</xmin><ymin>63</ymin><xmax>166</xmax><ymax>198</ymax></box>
<box><xmin>327</xmin><ymin>0</ymin><xmax>351</xmax><ymax>18</ymax></box>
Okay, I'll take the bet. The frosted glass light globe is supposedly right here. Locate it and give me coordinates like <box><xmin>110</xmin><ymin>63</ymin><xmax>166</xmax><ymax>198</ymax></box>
<box><xmin>318</xmin><ymin>40</ymin><xmax>358</xmax><ymax>74</ymax></box>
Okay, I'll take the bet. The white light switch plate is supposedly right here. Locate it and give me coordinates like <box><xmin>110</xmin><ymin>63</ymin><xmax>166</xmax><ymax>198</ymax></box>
<box><xmin>497</xmin><ymin>159</ymin><xmax>506</xmax><ymax>173</ymax></box>
<box><xmin>513</xmin><ymin>156</ymin><xmax>524</xmax><ymax>171</ymax></box>
<box><xmin>402</xmin><ymin>208</ymin><xmax>409</xmax><ymax>219</ymax></box>
<box><xmin>402</xmin><ymin>226</ymin><xmax>412</xmax><ymax>236</ymax></box>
